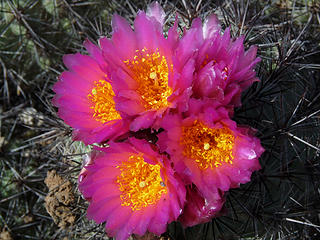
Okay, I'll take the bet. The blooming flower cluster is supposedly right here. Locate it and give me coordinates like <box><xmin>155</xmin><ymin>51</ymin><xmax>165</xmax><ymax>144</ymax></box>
<box><xmin>53</xmin><ymin>2</ymin><xmax>264</xmax><ymax>240</ymax></box>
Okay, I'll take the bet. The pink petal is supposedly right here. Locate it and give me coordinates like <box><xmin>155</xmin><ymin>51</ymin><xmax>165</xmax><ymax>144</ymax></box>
<box><xmin>111</xmin><ymin>14</ymin><xmax>137</xmax><ymax>60</ymax></box>
<box><xmin>63</xmin><ymin>54</ymin><xmax>105</xmax><ymax>77</ymax></box>
<box><xmin>52</xmin><ymin>94</ymin><xmax>91</xmax><ymax>112</ymax></box>
<box><xmin>203</xmin><ymin>14</ymin><xmax>220</xmax><ymax>39</ymax></box>
<box><xmin>148</xmin><ymin>200</ymin><xmax>168</xmax><ymax>235</ymax></box>
<box><xmin>115</xmin><ymin>97</ymin><xmax>144</xmax><ymax>116</ymax></box>
<box><xmin>147</xmin><ymin>1</ymin><xmax>165</xmax><ymax>26</ymax></box>
<box><xmin>134</xmin><ymin>206</ymin><xmax>154</xmax><ymax>235</ymax></box>
<box><xmin>178</xmin><ymin>58</ymin><xmax>195</xmax><ymax>90</ymax></box>
<box><xmin>92</xmin><ymin>184</ymin><xmax>120</xmax><ymax>203</ymax></box>
<box><xmin>71</xmin><ymin>65</ymin><xmax>106</xmax><ymax>83</ymax></box>
<box><xmin>84</xmin><ymin>39</ymin><xmax>108</xmax><ymax>71</ymax></box>
<box><xmin>134</xmin><ymin>11</ymin><xmax>163</xmax><ymax>51</ymax></box>
<box><xmin>99</xmin><ymin>37</ymin><xmax>125</xmax><ymax>69</ymax></box>
<box><xmin>111</xmin><ymin>68</ymin><xmax>139</xmax><ymax>92</ymax></box>
<box><xmin>57</xmin><ymin>108</ymin><xmax>97</xmax><ymax>129</ymax></box>
<box><xmin>53</xmin><ymin>71</ymin><xmax>92</xmax><ymax>95</ymax></box>
<box><xmin>130</xmin><ymin>111</ymin><xmax>156</xmax><ymax>131</ymax></box>
<box><xmin>167</xmin><ymin>15</ymin><xmax>180</xmax><ymax>49</ymax></box>
<box><xmin>105</xmin><ymin>206</ymin><xmax>132</xmax><ymax>232</ymax></box>
<box><xmin>87</xmin><ymin>197</ymin><xmax>119</xmax><ymax>223</ymax></box>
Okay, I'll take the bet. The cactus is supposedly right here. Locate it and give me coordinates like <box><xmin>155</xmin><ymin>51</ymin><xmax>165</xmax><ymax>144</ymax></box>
<box><xmin>0</xmin><ymin>0</ymin><xmax>319</xmax><ymax>239</ymax></box>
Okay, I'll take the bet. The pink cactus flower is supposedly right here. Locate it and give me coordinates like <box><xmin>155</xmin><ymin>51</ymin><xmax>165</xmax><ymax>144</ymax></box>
<box><xmin>53</xmin><ymin>2</ymin><xmax>260</xmax><ymax>144</ymax></box>
<box><xmin>158</xmin><ymin>99</ymin><xmax>264</xmax><ymax>201</ymax></box>
<box><xmin>99</xmin><ymin>2</ymin><xmax>192</xmax><ymax>131</ymax></box>
<box><xmin>53</xmin><ymin>1</ymin><xmax>265</xmax><ymax>234</ymax></box>
<box><xmin>78</xmin><ymin>138</ymin><xmax>186</xmax><ymax>240</ymax></box>
<box><xmin>52</xmin><ymin>40</ymin><xmax>129</xmax><ymax>145</ymax></box>
<box><xmin>178</xmin><ymin>185</ymin><xmax>225</xmax><ymax>227</ymax></box>
<box><xmin>177</xmin><ymin>14</ymin><xmax>260</xmax><ymax>107</ymax></box>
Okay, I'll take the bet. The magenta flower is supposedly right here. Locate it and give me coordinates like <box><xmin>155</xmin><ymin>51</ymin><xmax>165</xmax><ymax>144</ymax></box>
<box><xmin>176</xmin><ymin>15</ymin><xmax>260</xmax><ymax>107</ymax></box>
<box><xmin>78</xmin><ymin>138</ymin><xmax>186</xmax><ymax>240</ymax></box>
<box><xmin>52</xmin><ymin>40</ymin><xmax>129</xmax><ymax>145</ymax></box>
<box><xmin>52</xmin><ymin>1</ymin><xmax>265</xmax><ymax>235</ymax></box>
<box><xmin>179</xmin><ymin>185</ymin><xmax>225</xmax><ymax>227</ymax></box>
<box><xmin>99</xmin><ymin>2</ymin><xmax>192</xmax><ymax>131</ymax></box>
<box><xmin>158</xmin><ymin>99</ymin><xmax>264</xmax><ymax>201</ymax></box>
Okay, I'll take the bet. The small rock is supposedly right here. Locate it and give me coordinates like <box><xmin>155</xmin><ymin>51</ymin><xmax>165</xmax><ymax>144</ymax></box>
<box><xmin>0</xmin><ymin>229</ymin><xmax>13</xmax><ymax>240</ymax></box>
<box><xmin>44</xmin><ymin>170</ymin><xmax>75</xmax><ymax>229</ymax></box>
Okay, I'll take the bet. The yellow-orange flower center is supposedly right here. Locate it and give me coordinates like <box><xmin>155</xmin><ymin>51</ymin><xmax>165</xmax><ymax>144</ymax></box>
<box><xmin>87</xmin><ymin>80</ymin><xmax>121</xmax><ymax>123</ymax></box>
<box><xmin>180</xmin><ymin>120</ymin><xmax>235</xmax><ymax>170</ymax></box>
<box><xmin>116</xmin><ymin>155</ymin><xmax>167</xmax><ymax>211</ymax></box>
<box><xmin>124</xmin><ymin>48</ymin><xmax>172</xmax><ymax>111</ymax></box>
